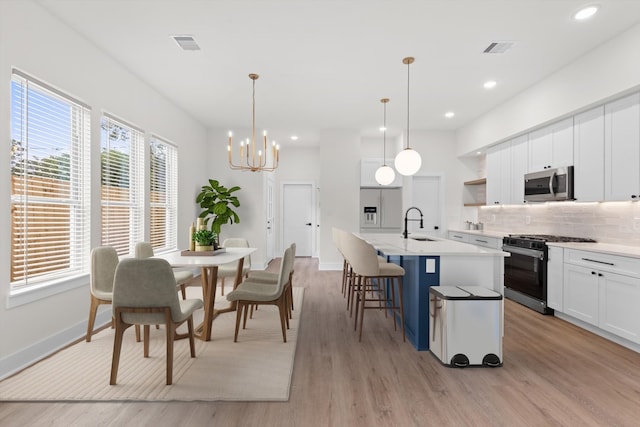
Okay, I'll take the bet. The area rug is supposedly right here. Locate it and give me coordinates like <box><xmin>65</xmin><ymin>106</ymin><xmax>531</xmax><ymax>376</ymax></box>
<box><xmin>0</xmin><ymin>287</ymin><xmax>304</xmax><ymax>402</ymax></box>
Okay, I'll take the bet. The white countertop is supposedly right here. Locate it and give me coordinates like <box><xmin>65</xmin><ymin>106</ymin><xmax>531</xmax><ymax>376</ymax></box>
<box><xmin>547</xmin><ymin>242</ymin><xmax>640</xmax><ymax>259</ymax></box>
<box><xmin>359</xmin><ymin>233</ymin><xmax>509</xmax><ymax>257</ymax></box>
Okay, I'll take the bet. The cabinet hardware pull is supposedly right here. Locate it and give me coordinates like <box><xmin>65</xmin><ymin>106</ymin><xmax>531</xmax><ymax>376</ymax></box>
<box><xmin>476</xmin><ymin>239</ymin><xmax>488</xmax><ymax>243</ymax></box>
<box><xmin>581</xmin><ymin>257</ymin><xmax>614</xmax><ymax>266</ymax></box>
<box><xmin>598</xmin><ymin>273</ymin><xmax>604</xmax><ymax>277</ymax></box>
<box><xmin>591</xmin><ymin>271</ymin><xmax>597</xmax><ymax>275</ymax></box>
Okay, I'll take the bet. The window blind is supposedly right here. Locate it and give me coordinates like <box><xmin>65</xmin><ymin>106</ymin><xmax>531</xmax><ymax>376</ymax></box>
<box><xmin>10</xmin><ymin>71</ymin><xmax>91</xmax><ymax>288</ymax></box>
<box><xmin>100</xmin><ymin>115</ymin><xmax>144</xmax><ymax>256</ymax></box>
<box><xmin>149</xmin><ymin>136</ymin><xmax>178</xmax><ymax>252</ymax></box>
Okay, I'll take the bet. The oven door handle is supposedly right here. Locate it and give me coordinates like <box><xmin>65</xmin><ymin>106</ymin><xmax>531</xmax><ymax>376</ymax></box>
<box><xmin>502</xmin><ymin>245</ymin><xmax>545</xmax><ymax>260</ymax></box>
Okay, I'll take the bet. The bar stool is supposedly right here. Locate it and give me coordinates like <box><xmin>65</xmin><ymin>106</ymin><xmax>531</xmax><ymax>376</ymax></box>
<box><xmin>341</xmin><ymin>232</ymin><xmax>406</xmax><ymax>341</ymax></box>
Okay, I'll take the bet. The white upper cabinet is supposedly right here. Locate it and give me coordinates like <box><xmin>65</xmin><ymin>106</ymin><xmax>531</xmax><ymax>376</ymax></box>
<box><xmin>486</xmin><ymin>136</ymin><xmax>528</xmax><ymax>205</ymax></box>
<box><xmin>486</xmin><ymin>142</ymin><xmax>511</xmax><ymax>205</ymax></box>
<box><xmin>574</xmin><ymin>106</ymin><xmax>605</xmax><ymax>202</ymax></box>
<box><xmin>510</xmin><ymin>135</ymin><xmax>528</xmax><ymax>204</ymax></box>
<box><xmin>360</xmin><ymin>158</ymin><xmax>402</xmax><ymax>187</ymax></box>
<box><xmin>604</xmin><ymin>93</ymin><xmax>640</xmax><ymax>201</ymax></box>
<box><xmin>528</xmin><ymin>117</ymin><xmax>574</xmax><ymax>172</ymax></box>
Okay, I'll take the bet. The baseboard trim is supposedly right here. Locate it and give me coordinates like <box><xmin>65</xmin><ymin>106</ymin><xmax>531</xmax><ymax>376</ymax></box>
<box><xmin>0</xmin><ymin>310</ymin><xmax>111</xmax><ymax>380</ymax></box>
<box><xmin>318</xmin><ymin>262</ymin><xmax>342</xmax><ymax>271</ymax></box>
<box><xmin>554</xmin><ymin>311</ymin><xmax>640</xmax><ymax>353</ymax></box>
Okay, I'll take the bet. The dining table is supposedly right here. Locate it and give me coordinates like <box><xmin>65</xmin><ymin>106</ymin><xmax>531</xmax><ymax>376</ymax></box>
<box><xmin>156</xmin><ymin>247</ymin><xmax>256</xmax><ymax>341</ymax></box>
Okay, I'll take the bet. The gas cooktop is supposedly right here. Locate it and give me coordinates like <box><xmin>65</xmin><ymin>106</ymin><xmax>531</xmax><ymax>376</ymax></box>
<box><xmin>508</xmin><ymin>234</ymin><xmax>596</xmax><ymax>243</ymax></box>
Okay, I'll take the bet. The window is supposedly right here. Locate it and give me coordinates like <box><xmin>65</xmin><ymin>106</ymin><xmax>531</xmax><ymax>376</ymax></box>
<box><xmin>100</xmin><ymin>114</ymin><xmax>144</xmax><ymax>256</ymax></box>
<box><xmin>149</xmin><ymin>136</ymin><xmax>178</xmax><ymax>252</ymax></box>
<box><xmin>10</xmin><ymin>70</ymin><xmax>91</xmax><ymax>289</ymax></box>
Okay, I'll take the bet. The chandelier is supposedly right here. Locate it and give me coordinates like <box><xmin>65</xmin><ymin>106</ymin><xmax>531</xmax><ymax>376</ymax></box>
<box><xmin>394</xmin><ymin>57</ymin><xmax>422</xmax><ymax>176</ymax></box>
<box><xmin>375</xmin><ymin>98</ymin><xmax>396</xmax><ymax>185</ymax></box>
<box><xmin>228</xmin><ymin>73</ymin><xmax>280</xmax><ymax>172</ymax></box>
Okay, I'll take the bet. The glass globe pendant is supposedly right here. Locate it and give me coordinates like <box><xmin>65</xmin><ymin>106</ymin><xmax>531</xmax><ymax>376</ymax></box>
<box><xmin>394</xmin><ymin>57</ymin><xmax>422</xmax><ymax>176</ymax></box>
<box><xmin>375</xmin><ymin>98</ymin><xmax>396</xmax><ymax>185</ymax></box>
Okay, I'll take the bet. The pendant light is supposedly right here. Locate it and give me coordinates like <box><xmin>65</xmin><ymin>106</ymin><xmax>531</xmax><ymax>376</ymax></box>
<box><xmin>375</xmin><ymin>98</ymin><xmax>396</xmax><ymax>185</ymax></box>
<box><xmin>394</xmin><ymin>57</ymin><xmax>422</xmax><ymax>176</ymax></box>
<box><xmin>227</xmin><ymin>73</ymin><xmax>280</xmax><ymax>172</ymax></box>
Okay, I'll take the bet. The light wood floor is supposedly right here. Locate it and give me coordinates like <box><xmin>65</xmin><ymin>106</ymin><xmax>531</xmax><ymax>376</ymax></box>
<box><xmin>2</xmin><ymin>257</ymin><xmax>640</xmax><ymax>426</ymax></box>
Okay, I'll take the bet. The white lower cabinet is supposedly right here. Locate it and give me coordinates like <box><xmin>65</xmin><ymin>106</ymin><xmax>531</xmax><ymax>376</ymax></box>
<box><xmin>547</xmin><ymin>246</ymin><xmax>564</xmax><ymax>311</ymax></box>
<box><xmin>447</xmin><ymin>231</ymin><xmax>502</xmax><ymax>249</ymax></box>
<box><xmin>598</xmin><ymin>272</ymin><xmax>640</xmax><ymax>343</ymax></box>
<box><xmin>561</xmin><ymin>249</ymin><xmax>640</xmax><ymax>344</ymax></box>
<box><xmin>448</xmin><ymin>231</ymin><xmax>469</xmax><ymax>243</ymax></box>
<box><xmin>563</xmin><ymin>264</ymin><xmax>599</xmax><ymax>326</ymax></box>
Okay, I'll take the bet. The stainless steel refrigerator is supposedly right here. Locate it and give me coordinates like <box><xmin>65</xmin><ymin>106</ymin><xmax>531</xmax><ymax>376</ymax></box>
<box><xmin>359</xmin><ymin>188</ymin><xmax>402</xmax><ymax>233</ymax></box>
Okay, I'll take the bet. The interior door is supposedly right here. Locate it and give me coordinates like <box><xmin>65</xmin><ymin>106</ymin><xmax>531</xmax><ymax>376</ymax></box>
<box><xmin>410</xmin><ymin>175</ymin><xmax>441</xmax><ymax>235</ymax></box>
<box><xmin>265</xmin><ymin>177</ymin><xmax>275</xmax><ymax>262</ymax></box>
<box><xmin>282</xmin><ymin>182</ymin><xmax>314</xmax><ymax>257</ymax></box>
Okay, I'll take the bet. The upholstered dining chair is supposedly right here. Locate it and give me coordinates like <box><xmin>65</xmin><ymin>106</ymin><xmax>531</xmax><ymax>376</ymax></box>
<box><xmin>245</xmin><ymin>242</ymin><xmax>296</xmax><ymax>318</ymax></box>
<box><xmin>110</xmin><ymin>258</ymin><xmax>203</xmax><ymax>385</ymax></box>
<box><xmin>86</xmin><ymin>246</ymin><xmax>119</xmax><ymax>342</ymax></box>
<box><xmin>134</xmin><ymin>242</ymin><xmax>195</xmax><ymax>299</ymax></box>
<box><xmin>226</xmin><ymin>246</ymin><xmax>294</xmax><ymax>343</ymax></box>
<box><xmin>216</xmin><ymin>238</ymin><xmax>251</xmax><ymax>296</ymax></box>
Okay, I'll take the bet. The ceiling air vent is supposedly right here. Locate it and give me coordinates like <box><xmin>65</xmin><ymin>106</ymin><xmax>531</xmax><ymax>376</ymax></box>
<box><xmin>171</xmin><ymin>35</ymin><xmax>200</xmax><ymax>51</ymax></box>
<box><xmin>483</xmin><ymin>41</ymin><xmax>515</xmax><ymax>54</ymax></box>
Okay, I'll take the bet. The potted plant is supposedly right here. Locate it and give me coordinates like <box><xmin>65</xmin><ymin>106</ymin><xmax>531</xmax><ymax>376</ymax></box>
<box><xmin>192</xmin><ymin>229</ymin><xmax>218</xmax><ymax>251</ymax></box>
<box><xmin>195</xmin><ymin>179</ymin><xmax>241</xmax><ymax>242</ymax></box>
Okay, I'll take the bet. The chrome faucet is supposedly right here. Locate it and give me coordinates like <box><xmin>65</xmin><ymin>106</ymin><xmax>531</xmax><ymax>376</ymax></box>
<box><xmin>403</xmin><ymin>206</ymin><xmax>424</xmax><ymax>239</ymax></box>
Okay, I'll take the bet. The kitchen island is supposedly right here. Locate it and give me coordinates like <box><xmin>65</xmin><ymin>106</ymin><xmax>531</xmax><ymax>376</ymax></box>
<box><xmin>359</xmin><ymin>233</ymin><xmax>509</xmax><ymax>351</ymax></box>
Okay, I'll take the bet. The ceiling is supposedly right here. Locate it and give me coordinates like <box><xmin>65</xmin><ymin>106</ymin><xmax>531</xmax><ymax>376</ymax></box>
<box><xmin>37</xmin><ymin>0</ymin><xmax>640</xmax><ymax>147</ymax></box>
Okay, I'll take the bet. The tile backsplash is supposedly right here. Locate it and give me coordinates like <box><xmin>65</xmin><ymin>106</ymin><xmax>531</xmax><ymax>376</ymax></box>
<box><xmin>478</xmin><ymin>202</ymin><xmax>640</xmax><ymax>245</ymax></box>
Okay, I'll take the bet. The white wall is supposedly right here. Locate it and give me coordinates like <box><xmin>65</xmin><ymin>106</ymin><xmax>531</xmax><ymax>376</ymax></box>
<box><xmin>206</xmin><ymin>129</ymin><xmax>270</xmax><ymax>269</ymax></box>
<box><xmin>396</xmin><ymin>130</ymin><xmax>470</xmax><ymax>231</ymax></box>
<box><xmin>273</xmin><ymin>146</ymin><xmax>321</xmax><ymax>255</ymax></box>
<box><xmin>456</xmin><ymin>22</ymin><xmax>640</xmax><ymax>156</ymax></box>
<box><xmin>319</xmin><ymin>130</ymin><xmax>361</xmax><ymax>269</ymax></box>
<box><xmin>0</xmin><ymin>2</ymin><xmax>208</xmax><ymax>378</ymax></box>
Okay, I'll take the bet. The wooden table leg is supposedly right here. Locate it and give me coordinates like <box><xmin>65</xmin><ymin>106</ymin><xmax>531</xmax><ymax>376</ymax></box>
<box><xmin>213</xmin><ymin>258</ymin><xmax>245</xmax><ymax>317</ymax></box>
<box><xmin>193</xmin><ymin>265</ymin><xmax>218</xmax><ymax>341</ymax></box>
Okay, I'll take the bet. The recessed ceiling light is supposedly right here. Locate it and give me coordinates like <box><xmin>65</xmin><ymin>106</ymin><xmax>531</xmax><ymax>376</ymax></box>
<box><xmin>484</xmin><ymin>80</ymin><xmax>497</xmax><ymax>90</ymax></box>
<box><xmin>379</xmin><ymin>126</ymin><xmax>387</xmax><ymax>132</ymax></box>
<box><xmin>574</xmin><ymin>5</ymin><xmax>599</xmax><ymax>21</ymax></box>
<box><xmin>476</xmin><ymin>151</ymin><xmax>482</xmax><ymax>156</ymax></box>
<box><xmin>290</xmin><ymin>135</ymin><xmax>299</xmax><ymax>141</ymax></box>
<box><xmin>444</xmin><ymin>112</ymin><xmax>455</xmax><ymax>118</ymax></box>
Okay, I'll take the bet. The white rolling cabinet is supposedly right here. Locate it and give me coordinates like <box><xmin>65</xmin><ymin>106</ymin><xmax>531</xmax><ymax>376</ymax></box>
<box><xmin>574</xmin><ymin>106</ymin><xmax>605</xmax><ymax>202</ymax></box>
<box><xmin>547</xmin><ymin>246</ymin><xmax>564</xmax><ymax>311</ymax></box>
<box><xmin>604</xmin><ymin>93</ymin><xmax>640</xmax><ymax>201</ymax></box>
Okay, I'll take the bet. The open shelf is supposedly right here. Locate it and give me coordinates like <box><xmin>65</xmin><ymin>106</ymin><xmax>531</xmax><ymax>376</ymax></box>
<box><xmin>464</xmin><ymin>178</ymin><xmax>487</xmax><ymax>186</ymax></box>
<box><xmin>463</xmin><ymin>178</ymin><xmax>486</xmax><ymax>206</ymax></box>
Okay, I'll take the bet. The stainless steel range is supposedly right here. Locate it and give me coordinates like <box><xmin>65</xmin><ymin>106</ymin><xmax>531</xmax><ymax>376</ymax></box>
<box><xmin>502</xmin><ymin>234</ymin><xmax>596</xmax><ymax>314</ymax></box>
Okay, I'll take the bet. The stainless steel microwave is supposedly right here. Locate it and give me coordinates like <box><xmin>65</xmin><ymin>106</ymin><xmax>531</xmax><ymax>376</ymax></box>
<box><xmin>524</xmin><ymin>166</ymin><xmax>574</xmax><ymax>202</ymax></box>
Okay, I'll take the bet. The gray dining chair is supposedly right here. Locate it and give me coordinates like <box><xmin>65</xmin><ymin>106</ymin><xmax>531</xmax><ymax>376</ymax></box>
<box><xmin>226</xmin><ymin>246</ymin><xmax>294</xmax><ymax>342</ymax></box>
<box><xmin>110</xmin><ymin>257</ymin><xmax>203</xmax><ymax>385</ymax></box>
<box><xmin>135</xmin><ymin>242</ymin><xmax>195</xmax><ymax>299</ymax></box>
<box><xmin>86</xmin><ymin>246</ymin><xmax>119</xmax><ymax>342</ymax></box>
<box><xmin>217</xmin><ymin>238</ymin><xmax>251</xmax><ymax>296</ymax></box>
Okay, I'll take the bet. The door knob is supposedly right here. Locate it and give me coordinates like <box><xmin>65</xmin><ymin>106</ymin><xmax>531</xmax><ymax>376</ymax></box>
<box><xmin>305</xmin><ymin>223</ymin><xmax>312</xmax><ymax>226</ymax></box>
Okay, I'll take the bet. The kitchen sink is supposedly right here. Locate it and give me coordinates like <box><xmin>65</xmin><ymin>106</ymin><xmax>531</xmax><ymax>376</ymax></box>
<box><xmin>410</xmin><ymin>236</ymin><xmax>435</xmax><ymax>241</ymax></box>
